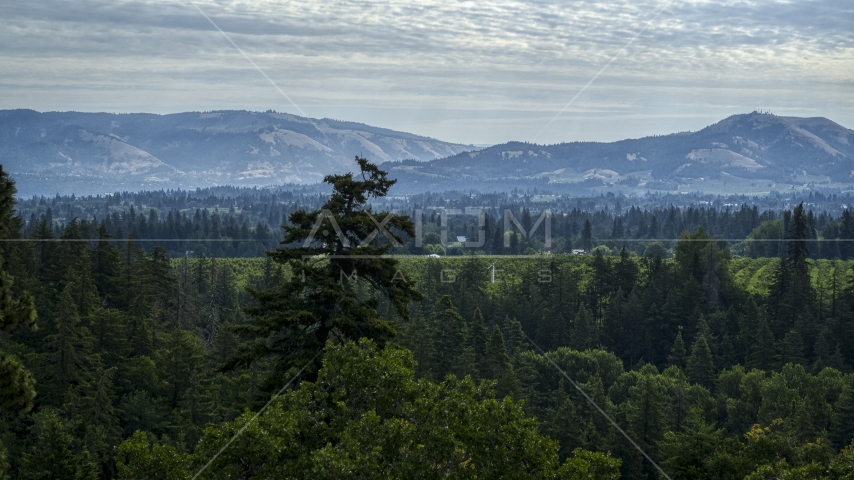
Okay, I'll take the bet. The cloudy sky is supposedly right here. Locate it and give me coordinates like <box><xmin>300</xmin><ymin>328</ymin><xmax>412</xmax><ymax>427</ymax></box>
<box><xmin>1</xmin><ymin>0</ymin><xmax>851</xmax><ymax>144</ymax></box>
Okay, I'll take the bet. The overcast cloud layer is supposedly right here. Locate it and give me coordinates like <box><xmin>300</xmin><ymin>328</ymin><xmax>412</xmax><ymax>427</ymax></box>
<box><xmin>0</xmin><ymin>0</ymin><xmax>851</xmax><ymax>144</ymax></box>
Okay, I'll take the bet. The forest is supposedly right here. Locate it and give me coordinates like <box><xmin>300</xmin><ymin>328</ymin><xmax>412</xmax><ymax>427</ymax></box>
<box><xmin>13</xmin><ymin>183</ymin><xmax>854</xmax><ymax>261</ymax></box>
<box><xmin>2</xmin><ymin>159</ymin><xmax>854</xmax><ymax>479</ymax></box>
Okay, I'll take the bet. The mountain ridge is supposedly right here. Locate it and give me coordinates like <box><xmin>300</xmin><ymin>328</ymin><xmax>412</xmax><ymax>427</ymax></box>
<box><xmin>381</xmin><ymin>112</ymin><xmax>854</xmax><ymax>195</ymax></box>
<box><xmin>2</xmin><ymin>110</ymin><xmax>852</xmax><ymax>196</ymax></box>
<box><xmin>0</xmin><ymin>109</ymin><xmax>473</xmax><ymax>195</ymax></box>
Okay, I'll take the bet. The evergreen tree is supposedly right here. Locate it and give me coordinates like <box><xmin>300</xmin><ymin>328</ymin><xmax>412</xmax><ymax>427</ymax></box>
<box><xmin>613</xmin><ymin>247</ymin><xmax>638</xmax><ymax>295</ymax></box>
<box><xmin>749</xmin><ymin>317</ymin><xmax>778</xmax><ymax>371</ymax></box>
<box><xmin>831</xmin><ymin>380</ymin><xmax>854</xmax><ymax>449</ymax></box>
<box><xmin>502</xmin><ymin>315</ymin><xmax>527</xmax><ymax>359</ymax></box>
<box><xmin>40</xmin><ymin>284</ymin><xmax>99</xmax><ymax>405</ymax></box>
<box><xmin>469</xmin><ymin>308</ymin><xmax>488</xmax><ymax>379</ymax></box>
<box><xmin>580</xmin><ymin>219</ymin><xmax>593</xmax><ymax>251</ymax></box>
<box><xmin>624</xmin><ymin>365</ymin><xmax>667</xmax><ymax>476</ymax></box>
<box><xmin>91</xmin><ymin>308</ymin><xmax>129</xmax><ymax>367</ymax></box>
<box><xmin>156</xmin><ymin>329</ymin><xmax>207</xmax><ymax>411</ymax></box>
<box><xmin>66</xmin><ymin>250</ymin><xmax>100</xmax><ymax>322</ymax></box>
<box><xmin>114</xmin><ymin>431</ymin><xmax>191</xmax><ymax>480</ymax></box>
<box><xmin>612</xmin><ymin>217</ymin><xmax>624</xmax><ymax>239</ymax></box>
<box><xmin>570</xmin><ymin>306</ymin><xmax>596</xmax><ymax>351</ymax></box>
<box><xmin>69</xmin><ymin>367</ymin><xmax>122</xmax><ymax>476</ymax></box>
<box><xmin>227</xmin><ymin>157</ymin><xmax>423</xmax><ymax>385</ymax></box>
<box><xmin>667</xmin><ymin>327</ymin><xmax>687</xmax><ymax>370</ymax></box>
<box><xmin>31</xmin><ymin>218</ymin><xmax>57</xmax><ymax>286</ymax></box>
<box><xmin>0</xmin><ymin>353</ymin><xmax>36</xmax><ymax>414</ymax></box>
<box><xmin>396</xmin><ymin>311</ymin><xmax>435</xmax><ymax>379</ymax></box>
<box><xmin>787</xmin><ymin>203</ymin><xmax>811</xmax><ymax>267</ymax></box>
<box><xmin>687</xmin><ymin>334</ymin><xmax>715</xmax><ymax>389</ymax></box>
<box><xmin>118</xmin><ymin>236</ymin><xmax>145</xmax><ymax>311</ymax></box>
<box><xmin>780</xmin><ymin>328</ymin><xmax>806</xmax><ymax>366</ymax></box>
<box><xmin>535</xmin><ymin>312</ymin><xmax>566</xmax><ymax>351</ymax></box>
<box><xmin>0</xmin><ymin>438</ymin><xmax>8</xmax><ymax>480</ymax></box>
<box><xmin>92</xmin><ymin>224</ymin><xmax>121</xmax><ymax>303</ymax></box>
<box><xmin>586</xmin><ymin>250</ymin><xmax>612</xmax><ymax>321</ymax></box>
<box><xmin>20</xmin><ymin>408</ymin><xmax>98</xmax><ymax>480</ymax></box>
<box><xmin>54</xmin><ymin>219</ymin><xmax>87</xmax><ymax>276</ymax></box>
<box><xmin>659</xmin><ymin>407</ymin><xmax>734</xmax><ymax>479</ymax></box>
<box><xmin>0</xmin><ymin>166</ymin><xmax>38</xmax><ymax>414</ymax></box>
<box><xmin>430</xmin><ymin>295</ymin><xmax>468</xmax><ymax>379</ymax></box>
<box><xmin>769</xmin><ymin>203</ymin><xmax>816</xmax><ymax>337</ymax></box>
<box><xmin>454</xmin><ymin>255</ymin><xmax>487</xmax><ymax>320</ymax></box>
<box><xmin>481</xmin><ymin>325</ymin><xmax>521</xmax><ymax>398</ymax></box>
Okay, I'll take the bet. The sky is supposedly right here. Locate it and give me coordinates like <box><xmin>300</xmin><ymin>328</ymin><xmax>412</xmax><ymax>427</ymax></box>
<box><xmin>0</xmin><ymin>0</ymin><xmax>851</xmax><ymax>145</ymax></box>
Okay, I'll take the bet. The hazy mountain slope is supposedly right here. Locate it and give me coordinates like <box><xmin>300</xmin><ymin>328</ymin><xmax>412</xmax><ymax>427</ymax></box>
<box><xmin>382</xmin><ymin>112</ymin><xmax>854</xmax><ymax>194</ymax></box>
<box><xmin>0</xmin><ymin>109</ymin><xmax>472</xmax><ymax>195</ymax></box>
<box><xmin>3</xmin><ymin>110</ymin><xmax>852</xmax><ymax>196</ymax></box>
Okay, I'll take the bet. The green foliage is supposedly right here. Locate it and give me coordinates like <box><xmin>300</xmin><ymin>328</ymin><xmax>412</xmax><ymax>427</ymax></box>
<box><xmin>687</xmin><ymin>334</ymin><xmax>716</xmax><ymax>389</ymax></box>
<box><xmin>0</xmin><ymin>438</ymin><xmax>8</xmax><ymax>480</ymax></box>
<box><xmin>667</xmin><ymin>328</ymin><xmax>687</xmax><ymax>370</ymax></box>
<box><xmin>183</xmin><ymin>339</ymin><xmax>620</xmax><ymax>479</ymax></box>
<box><xmin>0</xmin><ymin>352</ymin><xmax>36</xmax><ymax>413</ymax></box>
<box><xmin>19</xmin><ymin>408</ymin><xmax>98</xmax><ymax>480</ymax></box>
<box><xmin>0</xmin><ymin>166</ymin><xmax>38</xmax><ymax>415</ymax></box>
<box><xmin>430</xmin><ymin>295</ymin><xmax>469</xmax><ymax>379</ymax></box>
<box><xmin>481</xmin><ymin>325</ymin><xmax>522</xmax><ymax>399</ymax></box>
<box><xmin>115</xmin><ymin>431</ymin><xmax>191</xmax><ymax>480</ymax></box>
<box><xmin>659</xmin><ymin>408</ymin><xmax>742</xmax><ymax>479</ymax></box>
<box><xmin>6</xmin><ymin>157</ymin><xmax>854</xmax><ymax>479</ymax></box>
<box><xmin>746</xmin><ymin>220</ymin><xmax>785</xmax><ymax>258</ymax></box>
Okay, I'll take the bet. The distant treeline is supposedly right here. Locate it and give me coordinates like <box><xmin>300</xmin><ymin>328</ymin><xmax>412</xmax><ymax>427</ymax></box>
<box><xmin>12</xmin><ymin>188</ymin><xmax>854</xmax><ymax>259</ymax></box>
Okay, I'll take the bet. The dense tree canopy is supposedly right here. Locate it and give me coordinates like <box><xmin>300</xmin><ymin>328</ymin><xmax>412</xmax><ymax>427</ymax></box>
<box><xmin>2</xmin><ymin>161</ymin><xmax>854</xmax><ymax>478</ymax></box>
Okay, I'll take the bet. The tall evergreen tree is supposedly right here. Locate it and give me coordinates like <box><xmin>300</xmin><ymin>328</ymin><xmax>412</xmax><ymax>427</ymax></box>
<box><xmin>787</xmin><ymin>202</ymin><xmax>811</xmax><ymax>267</ymax></box>
<box><xmin>780</xmin><ymin>328</ymin><xmax>806</xmax><ymax>365</ymax></box>
<box><xmin>481</xmin><ymin>325</ymin><xmax>521</xmax><ymax>399</ymax></box>
<box><xmin>570</xmin><ymin>306</ymin><xmax>596</xmax><ymax>351</ymax></box>
<box><xmin>430</xmin><ymin>295</ymin><xmax>468</xmax><ymax>379</ymax></box>
<box><xmin>502</xmin><ymin>315</ymin><xmax>527</xmax><ymax>359</ymax></box>
<box><xmin>831</xmin><ymin>379</ymin><xmax>854</xmax><ymax>449</ymax></box>
<box><xmin>0</xmin><ymin>167</ymin><xmax>37</xmax><ymax>414</ymax></box>
<box><xmin>469</xmin><ymin>308</ymin><xmax>488</xmax><ymax>379</ymax></box>
<box><xmin>68</xmin><ymin>367</ymin><xmax>122</xmax><ymax>476</ymax></box>
<box><xmin>580</xmin><ymin>219</ymin><xmax>593</xmax><ymax>251</ymax></box>
<box><xmin>624</xmin><ymin>365</ymin><xmax>667</xmax><ymax>476</ymax></box>
<box><xmin>749</xmin><ymin>317</ymin><xmax>778</xmax><ymax>371</ymax></box>
<box><xmin>226</xmin><ymin>157</ymin><xmax>423</xmax><ymax>385</ymax></box>
<box><xmin>586</xmin><ymin>250</ymin><xmax>612</xmax><ymax>321</ymax></box>
<box><xmin>19</xmin><ymin>408</ymin><xmax>98</xmax><ymax>480</ymax></box>
<box><xmin>0</xmin><ymin>353</ymin><xmax>36</xmax><ymax>414</ymax></box>
<box><xmin>396</xmin><ymin>311</ymin><xmax>435</xmax><ymax>379</ymax></box>
<box><xmin>687</xmin><ymin>334</ymin><xmax>715</xmax><ymax>389</ymax></box>
<box><xmin>40</xmin><ymin>284</ymin><xmax>99</xmax><ymax>405</ymax></box>
<box><xmin>769</xmin><ymin>203</ymin><xmax>815</xmax><ymax>336</ymax></box>
<box><xmin>667</xmin><ymin>327</ymin><xmax>687</xmax><ymax>370</ymax></box>
<box><xmin>613</xmin><ymin>247</ymin><xmax>638</xmax><ymax>295</ymax></box>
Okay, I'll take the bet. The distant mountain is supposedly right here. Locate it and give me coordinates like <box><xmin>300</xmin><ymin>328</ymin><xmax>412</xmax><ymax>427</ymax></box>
<box><xmin>0</xmin><ymin>110</ymin><xmax>473</xmax><ymax>195</ymax></box>
<box><xmin>382</xmin><ymin>112</ymin><xmax>854</xmax><ymax>195</ymax></box>
<box><xmin>3</xmin><ymin>110</ymin><xmax>852</xmax><ymax>196</ymax></box>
